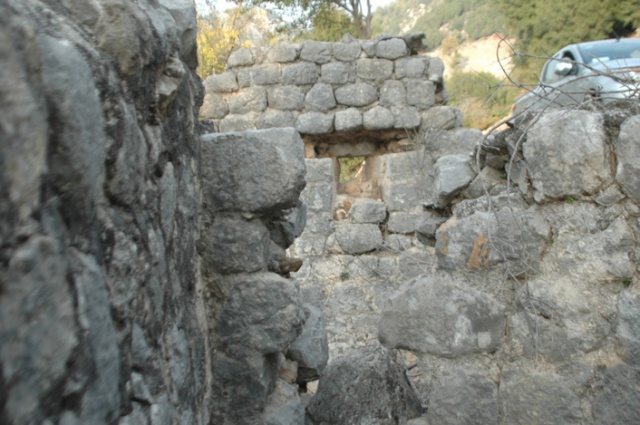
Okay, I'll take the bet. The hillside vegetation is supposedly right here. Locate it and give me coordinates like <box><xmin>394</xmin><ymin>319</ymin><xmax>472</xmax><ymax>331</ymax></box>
<box><xmin>373</xmin><ymin>0</ymin><xmax>504</xmax><ymax>50</ymax></box>
<box><xmin>196</xmin><ymin>0</ymin><xmax>640</xmax><ymax>129</ymax></box>
<box><xmin>373</xmin><ymin>0</ymin><xmax>640</xmax><ymax>128</ymax></box>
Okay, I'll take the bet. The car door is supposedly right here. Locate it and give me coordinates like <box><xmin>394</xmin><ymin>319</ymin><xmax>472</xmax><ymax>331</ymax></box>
<box><xmin>537</xmin><ymin>48</ymin><xmax>586</xmax><ymax>108</ymax></box>
<box><xmin>513</xmin><ymin>47</ymin><xmax>583</xmax><ymax>114</ymax></box>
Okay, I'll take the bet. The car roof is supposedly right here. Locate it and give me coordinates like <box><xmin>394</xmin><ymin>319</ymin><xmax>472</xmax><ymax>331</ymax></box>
<box><xmin>564</xmin><ymin>37</ymin><xmax>640</xmax><ymax>51</ymax></box>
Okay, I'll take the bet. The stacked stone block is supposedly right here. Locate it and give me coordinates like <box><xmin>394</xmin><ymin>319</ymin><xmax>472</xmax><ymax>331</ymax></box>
<box><xmin>201</xmin><ymin>36</ymin><xmax>447</xmax><ymax>134</ymax></box>
<box><xmin>199</xmin><ymin>128</ymin><xmax>329</xmax><ymax>424</ymax></box>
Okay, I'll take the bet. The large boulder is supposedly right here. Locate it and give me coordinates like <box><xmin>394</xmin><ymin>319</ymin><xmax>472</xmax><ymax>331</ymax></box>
<box><xmin>200</xmin><ymin>128</ymin><xmax>306</xmax><ymax>213</ymax></box>
<box><xmin>436</xmin><ymin>195</ymin><xmax>550</xmax><ymax>273</ymax></box>
<box><xmin>591</xmin><ymin>364</ymin><xmax>640</xmax><ymax>425</ymax></box>
<box><xmin>334</xmin><ymin>223</ymin><xmax>383</xmax><ymax>254</ymax></box>
<box><xmin>499</xmin><ymin>368</ymin><xmax>582</xmax><ymax>425</ymax></box>
<box><xmin>215</xmin><ymin>272</ymin><xmax>308</xmax><ymax>354</ymax></box>
<box><xmin>426</xmin><ymin>368</ymin><xmax>499</xmax><ymax>425</ymax></box>
<box><xmin>379</xmin><ymin>274</ymin><xmax>505</xmax><ymax>357</ymax></box>
<box><xmin>286</xmin><ymin>305</ymin><xmax>329</xmax><ymax>383</ymax></box>
<box><xmin>306</xmin><ymin>347</ymin><xmax>423</xmax><ymax>424</ymax></box>
<box><xmin>615</xmin><ymin>114</ymin><xmax>640</xmax><ymax>200</ymax></box>
<box><xmin>523</xmin><ymin>109</ymin><xmax>611</xmax><ymax>202</ymax></box>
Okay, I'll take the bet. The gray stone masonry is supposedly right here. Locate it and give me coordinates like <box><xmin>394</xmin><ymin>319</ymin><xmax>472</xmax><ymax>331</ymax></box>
<box><xmin>201</xmin><ymin>35</ymin><xmax>447</xmax><ymax>133</ymax></box>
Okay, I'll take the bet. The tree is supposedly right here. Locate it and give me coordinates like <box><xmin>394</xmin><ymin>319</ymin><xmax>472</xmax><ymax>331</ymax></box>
<box><xmin>497</xmin><ymin>0</ymin><xmax>640</xmax><ymax>60</ymax></box>
<box><xmin>296</xmin><ymin>3</ymin><xmax>359</xmax><ymax>41</ymax></box>
<box><xmin>197</xmin><ymin>0</ymin><xmax>277</xmax><ymax>79</ymax></box>
<box><xmin>252</xmin><ymin>0</ymin><xmax>373</xmax><ymax>39</ymax></box>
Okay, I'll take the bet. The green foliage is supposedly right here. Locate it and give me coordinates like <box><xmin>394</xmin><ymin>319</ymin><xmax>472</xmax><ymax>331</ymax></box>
<box><xmin>446</xmin><ymin>70</ymin><xmax>519</xmax><ymax>129</ymax></box>
<box><xmin>340</xmin><ymin>271</ymin><xmax>350</xmax><ymax>281</ymax></box>
<box><xmin>339</xmin><ymin>157</ymin><xmax>365</xmax><ymax>183</ymax></box>
<box><xmin>295</xmin><ymin>4</ymin><xmax>358</xmax><ymax>41</ymax></box>
<box><xmin>497</xmin><ymin>0</ymin><xmax>640</xmax><ymax>80</ymax></box>
<box><xmin>373</xmin><ymin>0</ymin><xmax>505</xmax><ymax>49</ymax></box>
<box><xmin>197</xmin><ymin>1</ymin><xmax>276</xmax><ymax>79</ymax></box>
<box><xmin>251</xmin><ymin>0</ymin><xmax>373</xmax><ymax>38</ymax></box>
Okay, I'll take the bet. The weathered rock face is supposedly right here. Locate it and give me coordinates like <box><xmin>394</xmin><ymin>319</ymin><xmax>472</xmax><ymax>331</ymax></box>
<box><xmin>0</xmin><ymin>0</ymin><xmax>205</xmax><ymax>423</ymax></box>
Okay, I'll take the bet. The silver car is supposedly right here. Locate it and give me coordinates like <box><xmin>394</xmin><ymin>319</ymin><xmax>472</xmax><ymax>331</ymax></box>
<box><xmin>513</xmin><ymin>38</ymin><xmax>640</xmax><ymax>115</ymax></box>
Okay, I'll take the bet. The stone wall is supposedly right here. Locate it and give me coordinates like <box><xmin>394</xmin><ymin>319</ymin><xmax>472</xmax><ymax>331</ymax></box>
<box><xmin>291</xmin><ymin>104</ymin><xmax>640</xmax><ymax>425</ymax></box>
<box><xmin>0</xmin><ymin>1</ymin><xmax>317</xmax><ymax>424</ymax></box>
<box><xmin>0</xmin><ymin>1</ymin><xmax>208</xmax><ymax>423</ymax></box>
<box><xmin>200</xmin><ymin>34</ymin><xmax>447</xmax><ymax>134</ymax></box>
<box><xmin>3</xmin><ymin>0</ymin><xmax>640</xmax><ymax>423</ymax></box>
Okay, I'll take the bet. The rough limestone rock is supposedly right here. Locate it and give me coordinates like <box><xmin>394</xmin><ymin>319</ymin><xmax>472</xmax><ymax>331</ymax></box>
<box><xmin>268</xmin><ymin>43</ymin><xmax>299</xmax><ymax>63</ymax></box>
<box><xmin>335</xmin><ymin>108</ymin><xmax>363</xmax><ymax>131</ymax></box>
<box><xmin>287</xmin><ymin>305</ymin><xmax>329</xmax><ymax>382</ymax></box>
<box><xmin>426</xmin><ymin>369</ymin><xmax>499</xmax><ymax>425</ymax></box>
<box><xmin>357</xmin><ymin>58</ymin><xmax>394</xmax><ymax>80</ymax></box>
<box><xmin>297</xmin><ymin>112</ymin><xmax>335</xmax><ymax>134</ymax></box>
<box><xmin>200</xmin><ymin>128</ymin><xmax>306</xmax><ymax>213</ymax></box>
<box><xmin>200</xmin><ymin>216</ymin><xmax>271</xmax><ymax>274</ymax></box>
<box><xmin>305</xmin><ymin>83</ymin><xmax>337</xmax><ymax>112</ymax></box>
<box><xmin>431</xmin><ymin>154</ymin><xmax>476</xmax><ymax>207</ymax></box>
<box><xmin>387</xmin><ymin>211</ymin><xmax>422</xmax><ymax>234</ymax></box>
<box><xmin>375</xmin><ymin>38</ymin><xmax>410</xmax><ymax>59</ymax></box>
<box><xmin>533</xmin><ymin>202</ymin><xmax>634</xmax><ymax>286</ymax></box>
<box><xmin>206</xmin><ymin>71</ymin><xmax>239</xmax><ymax>93</ymax></box>
<box><xmin>615</xmin><ymin>114</ymin><xmax>640</xmax><ymax>200</ymax></box>
<box><xmin>323</xmin><ymin>61</ymin><xmax>356</xmax><ymax>85</ymax></box>
<box><xmin>283</xmin><ymin>62</ymin><xmax>319</xmax><ymax>85</ymax></box>
<box><xmin>379</xmin><ymin>274</ymin><xmax>505</xmax><ymax>357</ymax></box>
<box><xmin>422</xmin><ymin>105</ymin><xmax>463</xmax><ymax>130</ymax></box>
<box><xmin>364</xmin><ymin>106</ymin><xmax>396</xmax><ymax>130</ymax></box>
<box><xmin>215</xmin><ymin>272</ymin><xmax>308</xmax><ymax>354</ymax></box>
<box><xmin>268</xmin><ymin>201</ymin><xmax>308</xmax><ymax>249</ymax></box>
<box><xmin>269</xmin><ymin>85</ymin><xmax>305</xmax><ymax>110</ymax></box>
<box><xmin>591</xmin><ymin>364</ymin><xmax>640</xmax><ymax>424</ymax></box>
<box><xmin>306</xmin><ymin>347</ymin><xmax>423</xmax><ymax>425</ymax></box>
<box><xmin>334</xmin><ymin>82</ymin><xmax>378</xmax><ymax>107</ymax></box>
<box><xmin>228</xmin><ymin>47</ymin><xmax>254</xmax><ymax>67</ymax></box>
<box><xmin>524</xmin><ymin>109</ymin><xmax>611</xmax><ymax>202</ymax></box>
<box><xmin>499</xmin><ymin>369</ymin><xmax>582</xmax><ymax>425</ymax></box>
<box><xmin>335</xmin><ymin>223</ymin><xmax>383</xmax><ymax>254</ymax></box>
<box><xmin>300</xmin><ymin>40</ymin><xmax>332</xmax><ymax>63</ymax></box>
<box><xmin>349</xmin><ymin>199</ymin><xmax>387</xmax><ymax>223</ymax></box>
<box><xmin>211</xmin><ymin>351</ymin><xmax>278</xmax><ymax>425</ymax></box>
<box><xmin>436</xmin><ymin>196</ymin><xmax>551</xmax><ymax>273</ymax></box>
<box><xmin>616</xmin><ymin>290</ymin><xmax>640</xmax><ymax>365</ymax></box>
<box><xmin>509</xmin><ymin>276</ymin><xmax>614</xmax><ymax>363</ymax></box>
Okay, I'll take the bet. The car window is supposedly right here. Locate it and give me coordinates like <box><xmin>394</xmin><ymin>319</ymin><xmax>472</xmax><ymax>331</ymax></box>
<box><xmin>578</xmin><ymin>40</ymin><xmax>640</xmax><ymax>64</ymax></box>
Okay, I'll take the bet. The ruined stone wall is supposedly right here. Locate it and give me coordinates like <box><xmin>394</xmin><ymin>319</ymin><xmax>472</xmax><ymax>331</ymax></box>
<box><xmin>3</xmin><ymin>1</ymin><xmax>639</xmax><ymax>423</ymax></box>
<box><xmin>0</xmin><ymin>1</ymin><xmax>209</xmax><ymax>423</ymax></box>
<box><xmin>292</xmin><ymin>105</ymin><xmax>640</xmax><ymax>425</ymax></box>
<box><xmin>0</xmin><ymin>2</ymin><xmax>322</xmax><ymax>425</ymax></box>
<box><xmin>200</xmin><ymin>34</ymin><xmax>447</xmax><ymax>134</ymax></box>
<box><xmin>200</xmin><ymin>27</ymin><xmax>640</xmax><ymax>425</ymax></box>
